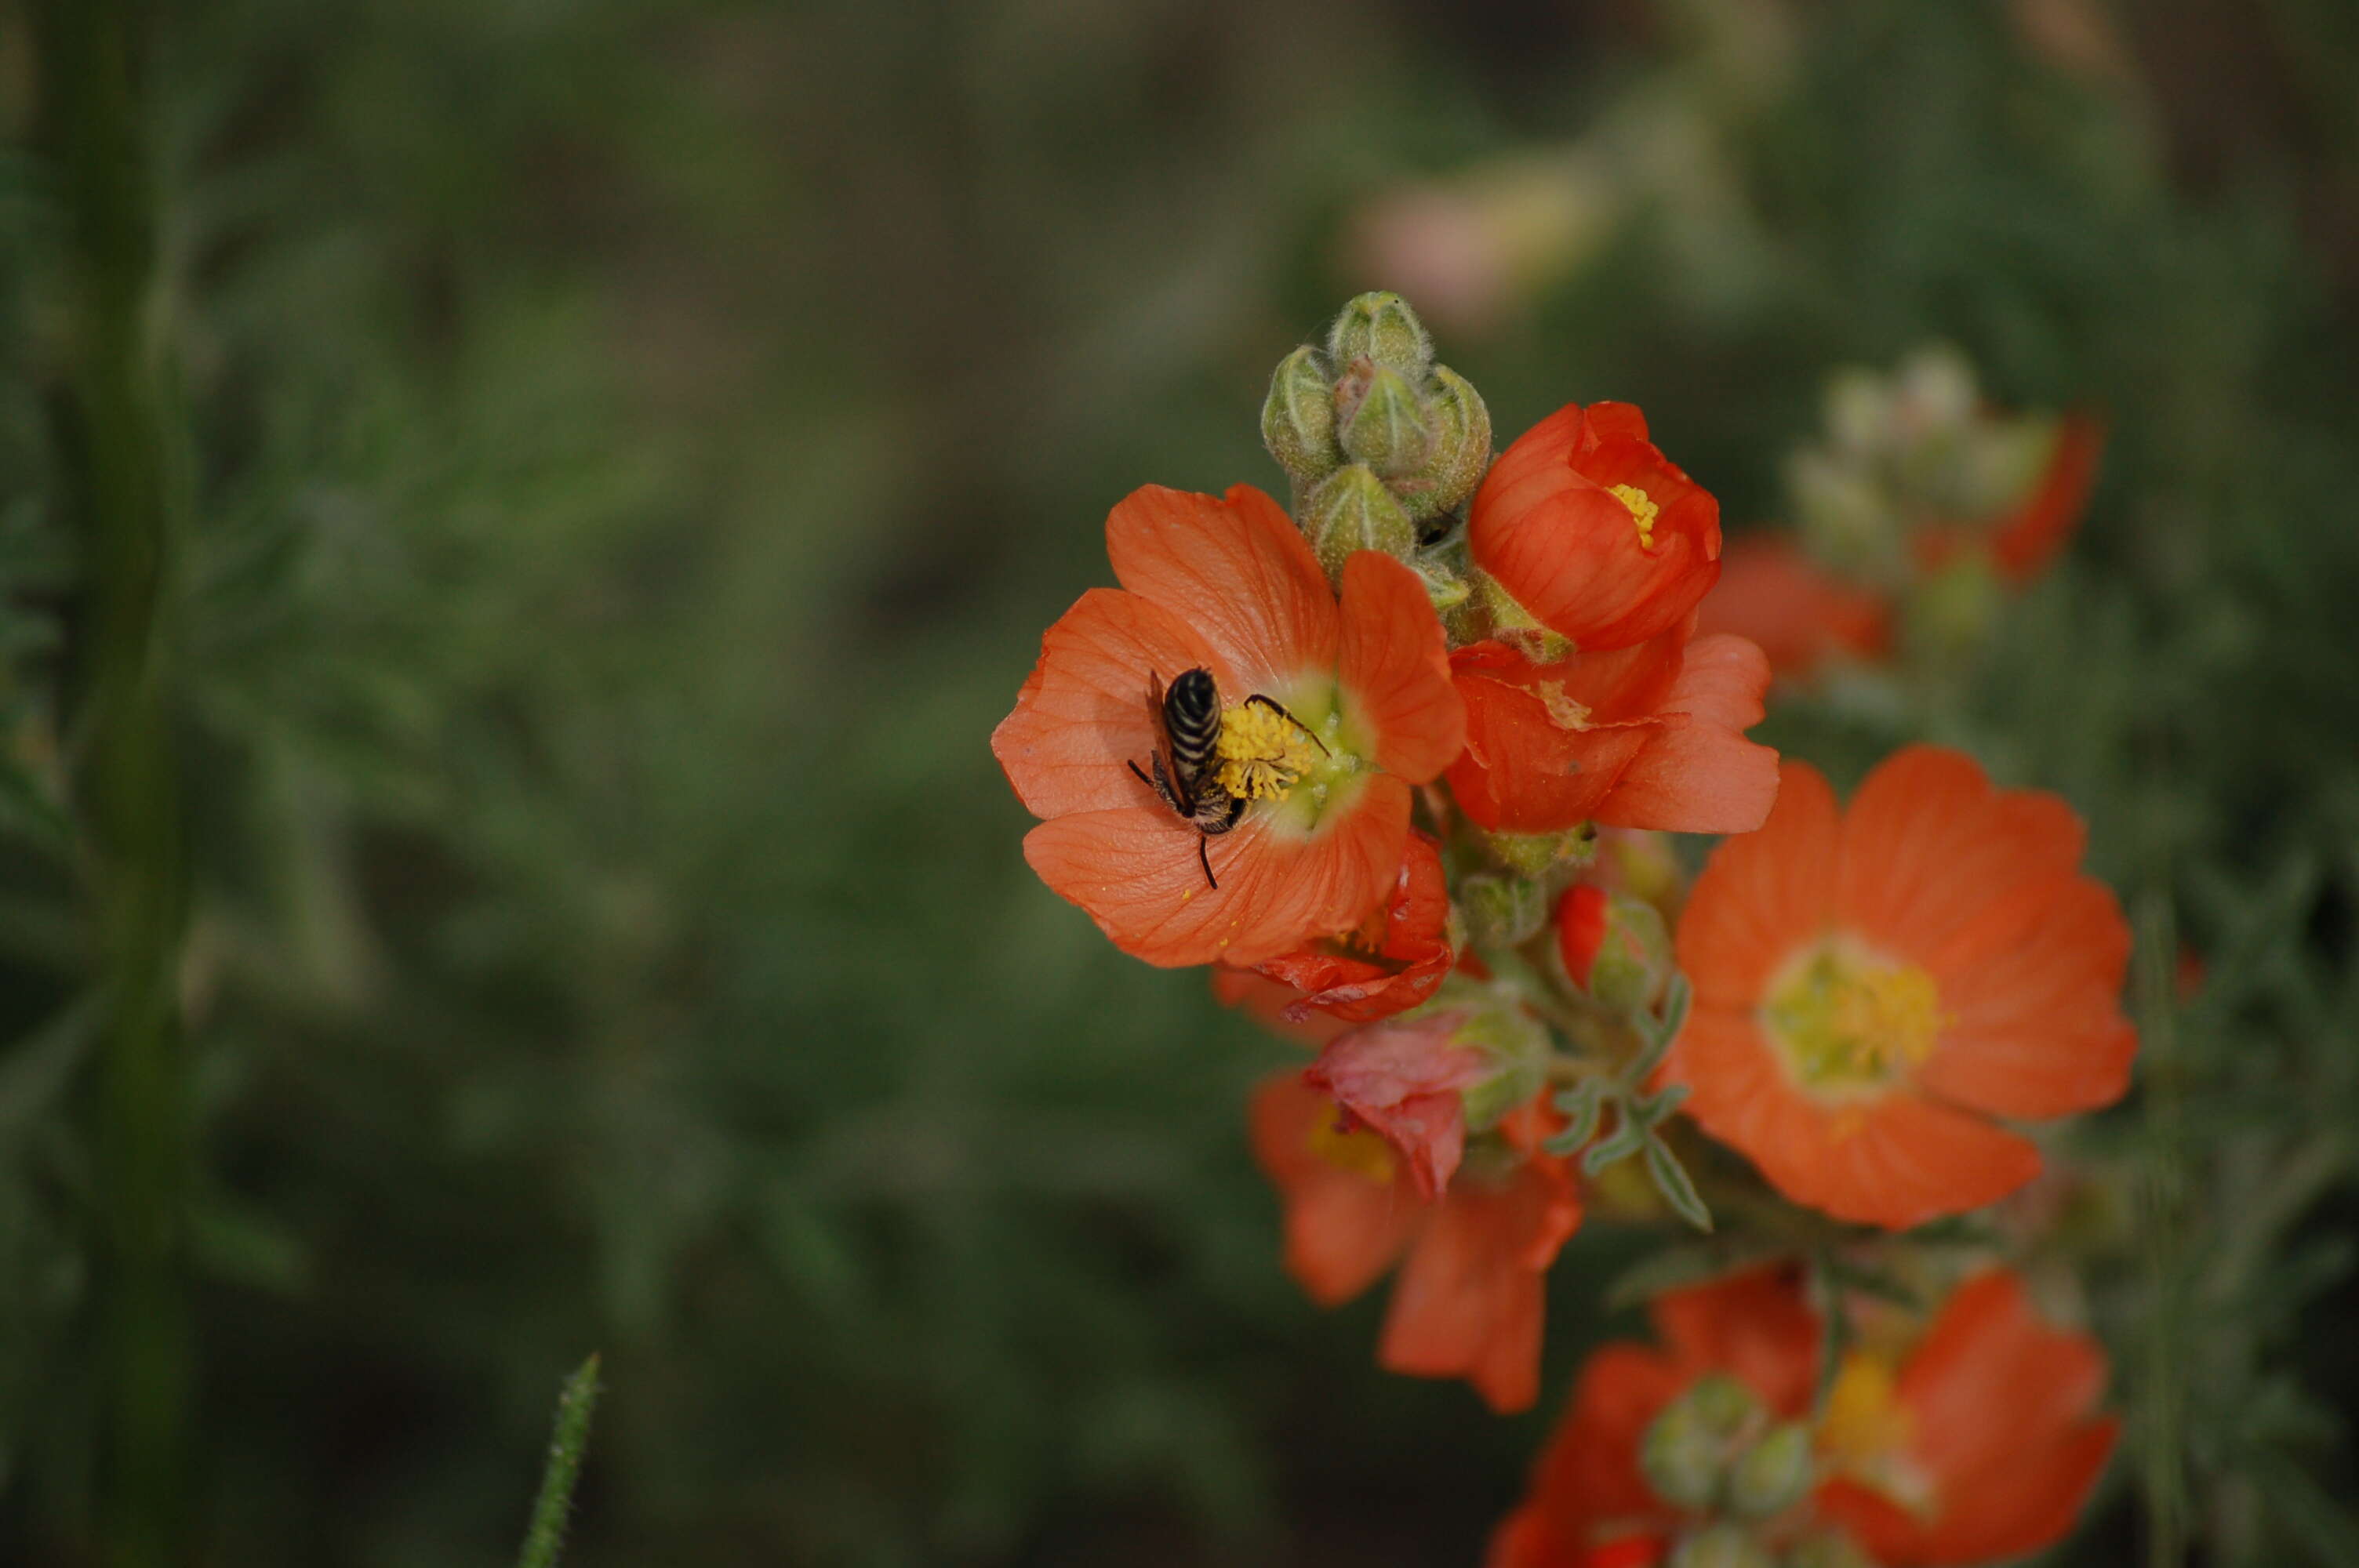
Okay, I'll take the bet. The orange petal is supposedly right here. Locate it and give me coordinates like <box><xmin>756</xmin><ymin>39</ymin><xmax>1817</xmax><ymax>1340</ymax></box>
<box><xmin>1378</xmin><ymin>1157</ymin><xmax>1579</xmax><ymax>1412</ymax></box>
<box><xmin>1591</xmin><ymin>633</ymin><xmax>1779</xmax><ymax>834</ymax></box>
<box><xmin>1693</xmin><ymin>534</ymin><xmax>1892</xmax><ymax>681</ymax></box>
<box><xmin>1023</xmin><ymin>776</ymin><xmax>1408</xmax><ymax>967</ymax></box>
<box><xmin>1249</xmin><ymin>1075</ymin><xmax>1419</xmax><ymax>1305</ymax></box>
<box><xmin>1674</xmin><ymin>761</ymin><xmax>1839</xmax><ymax>1011</ymax></box>
<box><xmin>1667</xmin><ymin>1011</ymin><xmax>2041</xmax><ymax>1229</ymax></box>
<box><xmin>1917</xmin><ymin>877</ymin><xmax>2135</xmax><ymax>1120</ymax></box>
<box><xmin>1492</xmin><ymin>1340</ymin><xmax>1689</xmax><ymax>1566</ymax></box>
<box><xmin>1104</xmin><ymin>483</ymin><xmax>1338</xmax><ymax>694</ymax></box>
<box><xmin>1649</xmin><ymin>1265</ymin><xmax>1821</xmax><ymax>1415</ymax></box>
<box><xmin>991</xmin><ymin>588</ymin><xmax>1229</xmax><ymax>819</ymax></box>
<box><xmin>1992</xmin><ymin>413</ymin><xmax>2104</xmax><ymax>583</ymax></box>
<box><xmin>1339</xmin><ymin>550</ymin><xmax>1464</xmax><ymax>782</ymax></box>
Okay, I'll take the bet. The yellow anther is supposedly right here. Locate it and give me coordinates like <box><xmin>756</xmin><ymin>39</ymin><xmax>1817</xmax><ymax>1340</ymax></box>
<box><xmin>1764</xmin><ymin>942</ymin><xmax>1944</xmax><ymax>1093</ymax></box>
<box><xmin>1309</xmin><ymin>1112</ymin><xmax>1397</xmax><ymax>1186</ymax></box>
<box><xmin>1611</xmin><ymin>483</ymin><xmax>1660</xmax><ymax>548</ymax></box>
<box><xmin>1214</xmin><ymin>702</ymin><xmax>1323</xmax><ymax>800</ymax></box>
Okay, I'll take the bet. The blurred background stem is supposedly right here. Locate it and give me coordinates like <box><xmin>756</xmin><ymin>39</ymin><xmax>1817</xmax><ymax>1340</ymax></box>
<box><xmin>35</xmin><ymin>2</ymin><xmax>193</xmax><ymax>1563</ymax></box>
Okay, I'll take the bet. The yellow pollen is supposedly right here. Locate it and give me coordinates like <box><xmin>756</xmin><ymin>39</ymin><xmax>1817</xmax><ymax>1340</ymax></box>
<box><xmin>1532</xmin><ymin>680</ymin><xmax>1593</xmax><ymax>732</ymax></box>
<box><xmin>1309</xmin><ymin>1113</ymin><xmax>1396</xmax><ymax>1186</ymax></box>
<box><xmin>1764</xmin><ymin>942</ymin><xmax>1944</xmax><ymax>1094</ymax></box>
<box><xmin>1820</xmin><ymin>1352</ymin><xmax>1937</xmax><ymax>1518</ymax></box>
<box><xmin>1213</xmin><ymin>702</ymin><xmax>1323</xmax><ymax>800</ymax></box>
<box><xmin>1611</xmin><ymin>483</ymin><xmax>1660</xmax><ymax>548</ymax></box>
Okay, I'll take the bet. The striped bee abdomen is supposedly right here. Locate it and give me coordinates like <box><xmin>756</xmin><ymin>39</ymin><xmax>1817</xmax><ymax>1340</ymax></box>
<box><xmin>1161</xmin><ymin>668</ymin><xmax>1223</xmax><ymax>787</ymax></box>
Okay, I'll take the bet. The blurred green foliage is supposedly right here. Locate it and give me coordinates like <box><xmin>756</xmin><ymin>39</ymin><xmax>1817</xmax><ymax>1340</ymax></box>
<box><xmin>2</xmin><ymin>1</ymin><xmax>2356</xmax><ymax>1564</ymax></box>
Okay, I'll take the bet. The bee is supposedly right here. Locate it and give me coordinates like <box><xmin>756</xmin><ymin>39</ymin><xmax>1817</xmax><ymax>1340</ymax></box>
<box><xmin>1129</xmin><ymin>667</ymin><xmax>1325</xmax><ymax>891</ymax></box>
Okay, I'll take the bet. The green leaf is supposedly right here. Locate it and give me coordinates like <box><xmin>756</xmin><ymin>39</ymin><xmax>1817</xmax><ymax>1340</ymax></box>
<box><xmin>1546</xmin><ymin>1080</ymin><xmax>1605</xmax><ymax>1156</ymax></box>
<box><xmin>1602</xmin><ymin>1238</ymin><xmax>1793</xmax><ymax>1312</ymax></box>
<box><xmin>1581</xmin><ymin>1109</ymin><xmax>1648</xmax><ymax>1177</ymax></box>
<box><xmin>1641</xmin><ymin>1134</ymin><xmax>1712</xmax><ymax>1232</ymax></box>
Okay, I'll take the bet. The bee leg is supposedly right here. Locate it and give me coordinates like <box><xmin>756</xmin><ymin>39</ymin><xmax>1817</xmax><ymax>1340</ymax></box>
<box><xmin>1245</xmin><ymin>693</ymin><xmax>1330</xmax><ymax>756</ymax></box>
<box><xmin>1198</xmin><ymin>831</ymin><xmax>1218</xmax><ymax>891</ymax></box>
<box><xmin>1130</xmin><ymin>754</ymin><xmax>1183</xmax><ymax>814</ymax></box>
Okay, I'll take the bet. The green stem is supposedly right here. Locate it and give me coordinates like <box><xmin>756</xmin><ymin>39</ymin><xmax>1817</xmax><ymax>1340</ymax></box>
<box><xmin>35</xmin><ymin>3</ymin><xmax>192</xmax><ymax>1564</ymax></box>
<box><xmin>518</xmin><ymin>1356</ymin><xmax>605</xmax><ymax>1568</ymax></box>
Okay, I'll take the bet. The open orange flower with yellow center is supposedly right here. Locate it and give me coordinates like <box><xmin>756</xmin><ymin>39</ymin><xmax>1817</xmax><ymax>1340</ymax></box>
<box><xmin>1664</xmin><ymin>746</ymin><xmax>2136</xmax><ymax>1228</ymax></box>
<box><xmin>1816</xmin><ymin>1270</ymin><xmax>2120</xmax><ymax>1564</ymax></box>
<box><xmin>993</xmin><ymin>484</ymin><xmax>1463</xmax><ymax>967</ymax></box>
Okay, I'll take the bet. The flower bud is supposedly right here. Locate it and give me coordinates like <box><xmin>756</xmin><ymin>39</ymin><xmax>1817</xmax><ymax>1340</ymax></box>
<box><xmin>1783</xmin><ymin>1534</ymin><xmax>1877</xmax><ymax>1568</ymax></box>
<box><xmin>1468</xmin><ymin>568</ymin><xmax>1573</xmax><ymax>663</ymax></box>
<box><xmin>1301</xmin><ymin>463</ymin><xmax>1417</xmax><ymax>582</ymax></box>
<box><xmin>1668</xmin><ymin>1525</ymin><xmax>1776</xmax><ymax>1568</ymax></box>
<box><xmin>1336</xmin><ymin>362</ymin><xmax>1434</xmax><ymax>478</ymax></box>
<box><xmin>1453</xmin><ymin>1006</ymin><xmax>1550</xmax><ymax>1133</ymax></box>
<box><xmin>1263</xmin><ymin>346</ymin><xmax>1340</xmax><ymax>492</ymax></box>
<box><xmin>1484</xmin><ymin>826</ymin><xmax>1595</xmax><ymax>880</ymax></box>
<box><xmin>1726</xmin><ymin>1421</ymin><xmax>1815</xmax><ymax>1519</ymax></box>
<box><xmin>1641</xmin><ymin>1374</ymin><xmax>1761</xmax><ymax>1511</ymax></box>
<box><xmin>1398</xmin><ymin>363</ymin><xmax>1492</xmax><ymax>521</ymax></box>
<box><xmin>1460</xmin><ymin>871</ymin><xmax>1548</xmax><ymax>950</ymax></box>
<box><xmin>1326</xmin><ymin>289</ymin><xmax>1433</xmax><ymax>379</ymax></box>
<box><xmin>1583</xmin><ymin>893</ymin><xmax>1673</xmax><ymax>1014</ymax></box>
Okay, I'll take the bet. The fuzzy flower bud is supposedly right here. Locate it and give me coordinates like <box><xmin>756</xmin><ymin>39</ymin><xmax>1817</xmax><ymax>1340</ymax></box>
<box><xmin>1327</xmin><ymin>289</ymin><xmax>1433</xmax><ymax>379</ymax></box>
<box><xmin>1783</xmin><ymin>1534</ymin><xmax>1878</xmax><ymax>1568</ymax></box>
<box><xmin>1641</xmin><ymin>1373</ymin><xmax>1762</xmax><ymax>1511</ymax></box>
<box><xmin>1668</xmin><ymin>1525</ymin><xmax>1775</xmax><ymax>1568</ymax></box>
<box><xmin>1400</xmin><ymin>363</ymin><xmax>1492</xmax><ymax>521</ymax></box>
<box><xmin>1337</xmin><ymin>362</ymin><xmax>1434</xmax><ymax>478</ymax></box>
<box><xmin>1485</xmin><ymin>826</ymin><xmax>1596</xmax><ymax>880</ymax></box>
<box><xmin>1302</xmin><ymin>463</ymin><xmax>1417</xmax><ymax>582</ymax></box>
<box><xmin>1726</xmin><ymin>1421</ymin><xmax>1815</xmax><ymax>1519</ymax></box>
<box><xmin>1558</xmin><ymin>887</ymin><xmax>1672</xmax><ymax>1013</ymax></box>
<box><xmin>1263</xmin><ymin>346</ymin><xmax>1341</xmax><ymax>492</ymax></box>
<box><xmin>1461</xmin><ymin>871</ymin><xmax>1550</xmax><ymax>950</ymax></box>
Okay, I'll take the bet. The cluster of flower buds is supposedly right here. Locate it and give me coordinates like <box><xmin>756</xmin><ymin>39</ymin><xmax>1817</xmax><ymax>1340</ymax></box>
<box><xmin>1261</xmin><ymin>291</ymin><xmax>1492</xmax><ymax>585</ymax></box>
<box><xmin>1699</xmin><ymin>347</ymin><xmax>2105</xmax><ymax>682</ymax></box>
<box><xmin>993</xmin><ymin>293</ymin><xmax>2134</xmax><ymax>1565</ymax></box>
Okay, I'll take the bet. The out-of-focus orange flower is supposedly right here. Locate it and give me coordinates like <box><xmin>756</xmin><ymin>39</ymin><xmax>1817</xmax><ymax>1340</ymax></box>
<box><xmin>1252</xmin><ymin>1074</ymin><xmax>1581</xmax><ymax>1413</ymax></box>
<box><xmin>1556</xmin><ymin>884</ymin><xmax>1611</xmax><ymax>989</ymax></box>
<box><xmin>1694</xmin><ymin>534</ymin><xmax>1892</xmax><ymax>683</ymax></box>
<box><xmin>1446</xmin><ymin>618</ymin><xmax>1778</xmax><ymax>836</ymax></box>
<box><xmin>1470</xmin><ymin>403</ymin><xmax>1723</xmax><ymax>652</ymax></box>
<box><xmin>1665</xmin><ymin>747</ymin><xmax>2136</xmax><ymax>1229</ymax></box>
<box><xmin>1488</xmin><ymin>1267</ymin><xmax>1821</xmax><ymax>1568</ymax></box>
<box><xmin>1816</xmin><ymin>1270</ymin><xmax>2119</xmax><ymax>1563</ymax></box>
<box><xmin>994</xmin><ymin>485</ymin><xmax>1464</xmax><ymax>967</ymax></box>
<box><xmin>1242</xmin><ymin>831</ymin><xmax>1456</xmax><ymax>1025</ymax></box>
<box><xmin>1914</xmin><ymin>414</ymin><xmax>2106</xmax><ymax>586</ymax></box>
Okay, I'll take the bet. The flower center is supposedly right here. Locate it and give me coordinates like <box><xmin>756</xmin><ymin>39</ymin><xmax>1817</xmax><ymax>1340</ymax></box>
<box><xmin>1308</xmin><ymin>1111</ymin><xmax>1396</xmax><ymax>1186</ymax></box>
<box><xmin>1214</xmin><ymin>700</ymin><xmax>1329</xmax><ymax>800</ymax></box>
<box><xmin>1820</xmin><ymin>1351</ymin><xmax>1936</xmax><ymax>1518</ymax></box>
<box><xmin>1763</xmin><ymin>940</ymin><xmax>1943</xmax><ymax>1093</ymax></box>
<box><xmin>1610</xmin><ymin>483</ymin><xmax>1660</xmax><ymax>549</ymax></box>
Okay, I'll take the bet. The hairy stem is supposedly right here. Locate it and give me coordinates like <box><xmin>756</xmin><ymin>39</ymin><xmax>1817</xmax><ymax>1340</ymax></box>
<box><xmin>518</xmin><ymin>1356</ymin><xmax>605</xmax><ymax>1568</ymax></box>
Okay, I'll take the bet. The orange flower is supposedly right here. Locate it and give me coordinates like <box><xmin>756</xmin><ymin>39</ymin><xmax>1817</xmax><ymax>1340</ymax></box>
<box><xmin>1489</xmin><ymin>1267</ymin><xmax>1821</xmax><ymax>1568</ymax></box>
<box><xmin>1239</xmin><ymin>830</ymin><xmax>1456</xmax><ymax>1025</ymax></box>
<box><xmin>1693</xmin><ymin>534</ymin><xmax>1892</xmax><ymax>683</ymax></box>
<box><xmin>994</xmin><ymin>485</ymin><xmax>1464</xmax><ymax>967</ymax></box>
<box><xmin>1665</xmin><ymin>747</ymin><xmax>2136</xmax><ymax>1229</ymax></box>
<box><xmin>1252</xmin><ymin>1073</ymin><xmax>1581</xmax><ymax>1413</ymax></box>
<box><xmin>1816</xmin><ymin>1271</ymin><xmax>2119</xmax><ymax>1564</ymax></box>
<box><xmin>1446</xmin><ymin>618</ymin><xmax>1779</xmax><ymax>836</ymax></box>
<box><xmin>1470</xmin><ymin>402</ymin><xmax>1722</xmax><ymax>651</ymax></box>
<box><xmin>1917</xmin><ymin>413</ymin><xmax>2106</xmax><ymax>586</ymax></box>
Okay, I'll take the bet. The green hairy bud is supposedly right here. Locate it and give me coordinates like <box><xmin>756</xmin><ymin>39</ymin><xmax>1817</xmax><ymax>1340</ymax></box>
<box><xmin>1726</xmin><ymin>1421</ymin><xmax>1815</xmax><ymax>1519</ymax></box>
<box><xmin>1668</xmin><ymin>1525</ymin><xmax>1776</xmax><ymax>1568</ymax></box>
<box><xmin>1300</xmin><ymin>463</ymin><xmax>1416</xmax><ymax>583</ymax></box>
<box><xmin>1460</xmin><ymin>872</ymin><xmax>1549</xmax><ymax>950</ymax></box>
<box><xmin>1262</xmin><ymin>346</ymin><xmax>1340</xmax><ymax>492</ymax></box>
<box><xmin>1641</xmin><ymin>1373</ymin><xmax>1764</xmax><ymax>1511</ymax></box>
<box><xmin>1337</xmin><ymin>362</ymin><xmax>1433</xmax><ymax>478</ymax></box>
<box><xmin>1401</xmin><ymin>364</ymin><xmax>1492</xmax><ymax>520</ymax></box>
<box><xmin>1327</xmin><ymin>290</ymin><xmax>1433</xmax><ymax>379</ymax></box>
